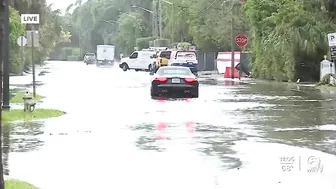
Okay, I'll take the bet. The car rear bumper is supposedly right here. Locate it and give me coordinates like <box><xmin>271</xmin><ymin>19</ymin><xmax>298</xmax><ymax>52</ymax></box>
<box><xmin>85</xmin><ymin>59</ymin><xmax>96</xmax><ymax>63</ymax></box>
<box><xmin>170</xmin><ymin>63</ymin><xmax>198</xmax><ymax>73</ymax></box>
<box><xmin>151</xmin><ymin>84</ymin><xmax>198</xmax><ymax>97</ymax></box>
<box><xmin>98</xmin><ymin>60</ymin><xmax>114</xmax><ymax>64</ymax></box>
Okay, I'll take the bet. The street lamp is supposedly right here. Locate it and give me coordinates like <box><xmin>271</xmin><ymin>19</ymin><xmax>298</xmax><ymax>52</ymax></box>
<box><xmin>132</xmin><ymin>5</ymin><xmax>160</xmax><ymax>38</ymax></box>
<box><xmin>118</xmin><ymin>11</ymin><xmax>145</xmax><ymax>32</ymax></box>
<box><xmin>160</xmin><ymin>0</ymin><xmax>174</xmax><ymax>45</ymax></box>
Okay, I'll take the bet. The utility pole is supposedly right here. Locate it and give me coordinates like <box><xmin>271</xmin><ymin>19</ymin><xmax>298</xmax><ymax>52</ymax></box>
<box><xmin>0</xmin><ymin>0</ymin><xmax>6</xmax><ymax>188</ymax></box>
<box><xmin>78</xmin><ymin>26</ymin><xmax>81</xmax><ymax>59</ymax></box>
<box><xmin>2</xmin><ymin>0</ymin><xmax>9</xmax><ymax>109</ymax></box>
<box><xmin>230</xmin><ymin>0</ymin><xmax>236</xmax><ymax>79</ymax></box>
<box><xmin>152</xmin><ymin>0</ymin><xmax>156</xmax><ymax>38</ymax></box>
<box><xmin>158</xmin><ymin>0</ymin><xmax>163</xmax><ymax>38</ymax></box>
<box><xmin>31</xmin><ymin>26</ymin><xmax>36</xmax><ymax>97</ymax></box>
<box><xmin>171</xmin><ymin>0</ymin><xmax>174</xmax><ymax>46</ymax></box>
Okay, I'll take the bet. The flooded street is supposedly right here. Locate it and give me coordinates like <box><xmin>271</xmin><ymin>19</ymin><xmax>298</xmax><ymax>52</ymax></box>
<box><xmin>5</xmin><ymin>61</ymin><xmax>336</xmax><ymax>189</ymax></box>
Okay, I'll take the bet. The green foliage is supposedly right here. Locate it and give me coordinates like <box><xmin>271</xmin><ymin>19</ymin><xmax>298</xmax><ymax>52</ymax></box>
<box><xmin>53</xmin><ymin>0</ymin><xmax>336</xmax><ymax>81</ymax></box>
<box><xmin>72</xmin><ymin>48</ymin><xmax>80</xmax><ymax>56</ymax></box>
<box><xmin>154</xmin><ymin>38</ymin><xmax>169</xmax><ymax>47</ymax></box>
<box><xmin>63</xmin><ymin>0</ymin><xmax>249</xmax><ymax>55</ymax></box>
<box><xmin>67</xmin><ymin>56</ymin><xmax>79</xmax><ymax>61</ymax></box>
<box><xmin>177</xmin><ymin>42</ymin><xmax>191</xmax><ymax>49</ymax></box>
<box><xmin>6</xmin><ymin>180</ymin><xmax>39</xmax><ymax>189</ymax></box>
<box><xmin>10</xmin><ymin>0</ymin><xmax>69</xmax><ymax>73</ymax></box>
<box><xmin>9</xmin><ymin>7</ymin><xmax>25</xmax><ymax>74</ymax></box>
<box><xmin>244</xmin><ymin>0</ymin><xmax>336</xmax><ymax>81</ymax></box>
<box><xmin>136</xmin><ymin>37</ymin><xmax>155</xmax><ymax>50</ymax></box>
<box><xmin>61</xmin><ymin>47</ymin><xmax>73</xmax><ymax>59</ymax></box>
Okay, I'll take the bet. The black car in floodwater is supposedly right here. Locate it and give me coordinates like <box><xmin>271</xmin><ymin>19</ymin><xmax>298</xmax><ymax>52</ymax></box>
<box><xmin>84</xmin><ymin>53</ymin><xmax>97</xmax><ymax>65</ymax></box>
<box><xmin>150</xmin><ymin>66</ymin><xmax>199</xmax><ymax>99</ymax></box>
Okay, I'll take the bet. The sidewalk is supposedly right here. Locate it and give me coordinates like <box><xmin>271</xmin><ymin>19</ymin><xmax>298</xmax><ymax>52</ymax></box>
<box><xmin>10</xmin><ymin>66</ymin><xmax>45</xmax><ymax>87</ymax></box>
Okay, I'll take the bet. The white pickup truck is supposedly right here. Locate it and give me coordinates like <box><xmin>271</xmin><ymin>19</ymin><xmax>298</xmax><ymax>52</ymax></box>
<box><xmin>96</xmin><ymin>45</ymin><xmax>115</xmax><ymax>67</ymax></box>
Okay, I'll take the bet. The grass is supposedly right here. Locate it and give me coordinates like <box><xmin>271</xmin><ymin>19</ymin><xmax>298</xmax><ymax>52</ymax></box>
<box><xmin>2</xmin><ymin>109</ymin><xmax>65</xmax><ymax>123</ymax></box>
<box><xmin>10</xmin><ymin>92</ymin><xmax>44</xmax><ymax>103</ymax></box>
<box><xmin>316</xmin><ymin>85</ymin><xmax>336</xmax><ymax>91</ymax></box>
<box><xmin>5</xmin><ymin>180</ymin><xmax>39</xmax><ymax>189</ymax></box>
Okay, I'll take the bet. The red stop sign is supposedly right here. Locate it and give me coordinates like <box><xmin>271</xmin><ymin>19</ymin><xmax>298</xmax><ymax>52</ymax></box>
<box><xmin>235</xmin><ymin>34</ymin><xmax>248</xmax><ymax>47</ymax></box>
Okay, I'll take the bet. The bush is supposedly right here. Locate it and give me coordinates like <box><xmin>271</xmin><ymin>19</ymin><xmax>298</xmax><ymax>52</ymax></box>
<box><xmin>154</xmin><ymin>38</ymin><xmax>169</xmax><ymax>47</ymax></box>
<box><xmin>72</xmin><ymin>48</ymin><xmax>80</xmax><ymax>56</ymax></box>
<box><xmin>67</xmin><ymin>56</ymin><xmax>79</xmax><ymax>61</ymax></box>
<box><xmin>136</xmin><ymin>37</ymin><xmax>155</xmax><ymax>50</ymax></box>
<box><xmin>149</xmin><ymin>40</ymin><xmax>154</xmax><ymax>47</ymax></box>
<box><xmin>177</xmin><ymin>42</ymin><xmax>191</xmax><ymax>49</ymax></box>
<box><xmin>60</xmin><ymin>47</ymin><xmax>73</xmax><ymax>60</ymax></box>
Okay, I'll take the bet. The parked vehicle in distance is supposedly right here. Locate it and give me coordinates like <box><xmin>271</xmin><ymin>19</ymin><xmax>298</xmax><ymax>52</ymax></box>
<box><xmin>170</xmin><ymin>50</ymin><xmax>198</xmax><ymax>76</ymax></box>
<box><xmin>96</xmin><ymin>45</ymin><xmax>115</xmax><ymax>67</ymax></box>
<box><xmin>83</xmin><ymin>53</ymin><xmax>97</xmax><ymax>65</ymax></box>
<box><xmin>149</xmin><ymin>50</ymin><xmax>199</xmax><ymax>76</ymax></box>
<box><xmin>150</xmin><ymin>66</ymin><xmax>199</xmax><ymax>99</ymax></box>
<box><xmin>119</xmin><ymin>50</ymin><xmax>155</xmax><ymax>72</ymax></box>
<box><xmin>150</xmin><ymin>50</ymin><xmax>171</xmax><ymax>75</ymax></box>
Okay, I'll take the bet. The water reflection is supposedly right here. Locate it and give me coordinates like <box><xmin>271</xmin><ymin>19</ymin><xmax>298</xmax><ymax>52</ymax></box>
<box><xmin>221</xmin><ymin>82</ymin><xmax>336</xmax><ymax>155</ymax></box>
<box><xmin>2</xmin><ymin>121</ymin><xmax>45</xmax><ymax>175</ymax></box>
<box><xmin>130</xmin><ymin>123</ymin><xmax>167</xmax><ymax>152</ymax></box>
<box><xmin>130</xmin><ymin>121</ymin><xmax>244</xmax><ymax>169</ymax></box>
<box><xmin>3</xmin><ymin>124</ymin><xmax>10</xmax><ymax>175</ymax></box>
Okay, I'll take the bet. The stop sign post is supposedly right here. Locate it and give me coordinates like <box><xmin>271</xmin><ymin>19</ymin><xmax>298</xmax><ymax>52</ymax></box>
<box><xmin>235</xmin><ymin>34</ymin><xmax>248</xmax><ymax>47</ymax></box>
<box><xmin>231</xmin><ymin>34</ymin><xmax>248</xmax><ymax>80</ymax></box>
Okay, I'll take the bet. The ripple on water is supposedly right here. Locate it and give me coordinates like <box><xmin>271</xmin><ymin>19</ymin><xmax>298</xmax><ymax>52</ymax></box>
<box><xmin>3</xmin><ymin>121</ymin><xmax>45</xmax><ymax>176</ymax></box>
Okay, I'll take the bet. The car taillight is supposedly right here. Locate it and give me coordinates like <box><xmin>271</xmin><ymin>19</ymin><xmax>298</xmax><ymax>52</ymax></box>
<box><xmin>154</xmin><ymin>77</ymin><xmax>167</xmax><ymax>82</ymax></box>
<box><xmin>184</xmin><ymin>78</ymin><xmax>197</xmax><ymax>83</ymax></box>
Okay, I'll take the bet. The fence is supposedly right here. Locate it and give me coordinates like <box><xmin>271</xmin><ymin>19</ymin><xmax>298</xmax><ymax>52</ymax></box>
<box><xmin>196</xmin><ymin>52</ymin><xmax>217</xmax><ymax>71</ymax></box>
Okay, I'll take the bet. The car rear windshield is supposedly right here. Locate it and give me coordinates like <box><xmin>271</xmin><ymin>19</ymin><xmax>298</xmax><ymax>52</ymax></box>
<box><xmin>86</xmin><ymin>53</ymin><xmax>95</xmax><ymax>56</ymax></box>
<box><xmin>176</xmin><ymin>51</ymin><xmax>196</xmax><ymax>59</ymax></box>
<box><xmin>157</xmin><ymin>68</ymin><xmax>192</xmax><ymax>75</ymax></box>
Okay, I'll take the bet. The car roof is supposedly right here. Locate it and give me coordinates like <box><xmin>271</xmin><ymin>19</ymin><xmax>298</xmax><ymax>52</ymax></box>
<box><xmin>159</xmin><ymin>66</ymin><xmax>189</xmax><ymax>70</ymax></box>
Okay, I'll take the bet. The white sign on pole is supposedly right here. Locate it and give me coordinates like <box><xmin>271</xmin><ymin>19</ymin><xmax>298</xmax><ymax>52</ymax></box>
<box><xmin>21</xmin><ymin>14</ymin><xmax>40</xmax><ymax>24</ymax></box>
<box><xmin>26</xmin><ymin>31</ymin><xmax>39</xmax><ymax>47</ymax></box>
<box><xmin>328</xmin><ymin>33</ymin><xmax>336</xmax><ymax>47</ymax></box>
<box><xmin>17</xmin><ymin>36</ymin><xmax>27</xmax><ymax>46</ymax></box>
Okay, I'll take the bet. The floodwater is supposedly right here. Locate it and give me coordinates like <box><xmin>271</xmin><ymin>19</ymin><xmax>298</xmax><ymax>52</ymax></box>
<box><xmin>5</xmin><ymin>61</ymin><xmax>336</xmax><ymax>189</ymax></box>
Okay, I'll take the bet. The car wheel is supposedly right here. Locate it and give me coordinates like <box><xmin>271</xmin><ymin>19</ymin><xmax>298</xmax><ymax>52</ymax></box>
<box><xmin>122</xmin><ymin>63</ymin><xmax>128</xmax><ymax>71</ymax></box>
<box><xmin>150</xmin><ymin>87</ymin><xmax>157</xmax><ymax>98</ymax></box>
<box><xmin>135</xmin><ymin>69</ymin><xmax>139</xmax><ymax>72</ymax></box>
<box><xmin>147</xmin><ymin>64</ymin><xmax>152</xmax><ymax>72</ymax></box>
<box><xmin>192</xmin><ymin>88</ymin><xmax>199</xmax><ymax>98</ymax></box>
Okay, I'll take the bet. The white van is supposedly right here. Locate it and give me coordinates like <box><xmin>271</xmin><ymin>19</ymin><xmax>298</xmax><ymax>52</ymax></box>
<box><xmin>119</xmin><ymin>51</ymin><xmax>155</xmax><ymax>72</ymax></box>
